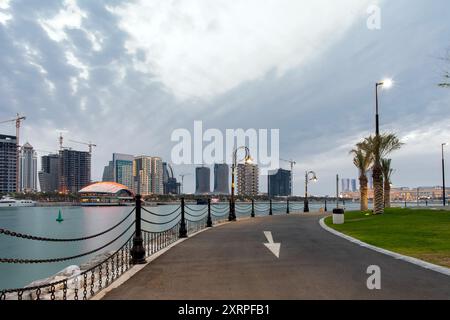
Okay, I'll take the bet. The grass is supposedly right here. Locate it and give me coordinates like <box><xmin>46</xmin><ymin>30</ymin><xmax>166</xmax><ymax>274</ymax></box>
<box><xmin>324</xmin><ymin>208</ymin><xmax>450</xmax><ymax>268</ymax></box>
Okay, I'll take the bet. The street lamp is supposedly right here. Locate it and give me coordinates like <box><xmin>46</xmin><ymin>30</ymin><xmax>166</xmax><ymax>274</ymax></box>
<box><xmin>230</xmin><ymin>146</ymin><xmax>253</xmax><ymax>221</ymax></box>
<box><xmin>442</xmin><ymin>143</ymin><xmax>447</xmax><ymax>207</ymax></box>
<box><xmin>375</xmin><ymin>79</ymin><xmax>393</xmax><ymax>135</ymax></box>
<box><xmin>304</xmin><ymin>171</ymin><xmax>317</xmax><ymax>213</ymax></box>
<box><xmin>373</xmin><ymin>78</ymin><xmax>393</xmax><ymax>214</ymax></box>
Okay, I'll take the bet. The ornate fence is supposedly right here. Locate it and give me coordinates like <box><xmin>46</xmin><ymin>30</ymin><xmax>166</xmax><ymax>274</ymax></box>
<box><xmin>0</xmin><ymin>196</ymin><xmax>312</xmax><ymax>300</ymax></box>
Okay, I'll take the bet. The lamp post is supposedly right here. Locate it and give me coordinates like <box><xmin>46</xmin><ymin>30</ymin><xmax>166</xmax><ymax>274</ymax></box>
<box><xmin>230</xmin><ymin>146</ymin><xmax>253</xmax><ymax>221</ymax></box>
<box><xmin>304</xmin><ymin>171</ymin><xmax>317</xmax><ymax>213</ymax></box>
<box><xmin>442</xmin><ymin>143</ymin><xmax>447</xmax><ymax>207</ymax></box>
<box><xmin>373</xmin><ymin>78</ymin><xmax>393</xmax><ymax>215</ymax></box>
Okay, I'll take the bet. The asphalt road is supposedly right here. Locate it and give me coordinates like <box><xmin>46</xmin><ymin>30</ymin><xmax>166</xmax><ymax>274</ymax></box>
<box><xmin>103</xmin><ymin>213</ymin><xmax>450</xmax><ymax>300</ymax></box>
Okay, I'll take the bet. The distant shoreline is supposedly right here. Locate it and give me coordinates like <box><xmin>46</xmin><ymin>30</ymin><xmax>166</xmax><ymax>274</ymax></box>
<box><xmin>36</xmin><ymin>202</ymin><xmax>81</xmax><ymax>207</ymax></box>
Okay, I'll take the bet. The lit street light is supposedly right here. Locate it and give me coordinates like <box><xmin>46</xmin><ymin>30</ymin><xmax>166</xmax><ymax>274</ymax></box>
<box><xmin>230</xmin><ymin>146</ymin><xmax>253</xmax><ymax>221</ymax></box>
<box><xmin>373</xmin><ymin>78</ymin><xmax>393</xmax><ymax>215</ymax></box>
<box><xmin>303</xmin><ymin>171</ymin><xmax>317</xmax><ymax>213</ymax></box>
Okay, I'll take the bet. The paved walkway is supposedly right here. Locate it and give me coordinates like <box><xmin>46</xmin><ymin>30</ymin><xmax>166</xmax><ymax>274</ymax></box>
<box><xmin>103</xmin><ymin>214</ymin><xmax>450</xmax><ymax>300</ymax></box>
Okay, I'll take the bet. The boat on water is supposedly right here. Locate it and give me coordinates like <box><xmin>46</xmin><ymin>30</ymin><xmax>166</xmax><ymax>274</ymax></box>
<box><xmin>0</xmin><ymin>196</ymin><xmax>36</xmax><ymax>208</ymax></box>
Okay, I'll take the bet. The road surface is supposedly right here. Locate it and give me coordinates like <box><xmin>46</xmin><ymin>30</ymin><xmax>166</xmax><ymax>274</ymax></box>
<box><xmin>103</xmin><ymin>213</ymin><xmax>450</xmax><ymax>300</ymax></box>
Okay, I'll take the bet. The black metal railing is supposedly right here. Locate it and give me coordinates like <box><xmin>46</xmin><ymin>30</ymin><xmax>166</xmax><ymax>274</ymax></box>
<box><xmin>0</xmin><ymin>196</ymin><xmax>314</xmax><ymax>300</ymax></box>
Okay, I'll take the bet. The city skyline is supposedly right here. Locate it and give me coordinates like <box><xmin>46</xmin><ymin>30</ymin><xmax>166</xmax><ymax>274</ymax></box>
<box><xmin>0</xmin><ymin>1</ymin><xmax>449</xmax><ymax>196</ymax></box>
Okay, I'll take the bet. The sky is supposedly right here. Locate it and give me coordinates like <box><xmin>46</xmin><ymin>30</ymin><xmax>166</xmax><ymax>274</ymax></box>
<box><xmin>0</xmin><ymin>0</ymin><xmax>449</xmax><ymax>196</ymax></box>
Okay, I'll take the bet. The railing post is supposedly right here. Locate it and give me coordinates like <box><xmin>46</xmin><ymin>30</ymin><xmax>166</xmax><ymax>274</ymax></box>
<box><xmin>207</xmin><ymin>198</ymin><xmax>213</xmax><ymax>228</ymax></box>
<box><xmin>229</xmin><ymin>198</ymin><xmax>236</xmax><ymax>221</ymax></box>
<box><xmin>130</xmin><ymin>194</ymin><xmax>146</xmax><ymax>265</ymax></box>
<box><xmin>286</xmin><ymin>198</ymin><xmax>290</xmax><ymax>214</ymax></box>
<box><xmin>269</xmin><ymin>199</ymin><xmax>273</xmax><ymax>216</ymax></box>
<box><xmin>179</xmin><ymin>198</ymin><xmax>187</xmax><ymax>238</ymax></box>
<box><xmin>251</xmin><ymin>199</ymin><xmax>255</xmax><ymax>218</ymax></box>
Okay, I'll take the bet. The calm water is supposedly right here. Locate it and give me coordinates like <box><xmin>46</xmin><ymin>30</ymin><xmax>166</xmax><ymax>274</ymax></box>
<box><xmin>0</xmin><ymin>200</ymin><xmax>423</xmax><ymax>290</ymax></box>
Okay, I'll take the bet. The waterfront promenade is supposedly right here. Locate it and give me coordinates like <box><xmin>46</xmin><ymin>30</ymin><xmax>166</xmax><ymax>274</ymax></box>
<box><xmin>101</xmin><ymin>213</ymin><xmax>450</xmax><ymax>300</ymax></box>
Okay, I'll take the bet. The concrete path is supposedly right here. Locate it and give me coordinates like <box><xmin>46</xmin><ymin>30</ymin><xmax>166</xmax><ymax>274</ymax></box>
<box><xmin>103</xmin><ymin>214</ymin><xmax>450</xmax><ymax>300</ymax></box>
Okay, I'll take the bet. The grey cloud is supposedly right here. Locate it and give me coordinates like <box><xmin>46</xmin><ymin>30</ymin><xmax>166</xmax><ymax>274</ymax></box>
<box><xmin>0</xmin><ymin>0</ymin><xmax>449</xmax><ymax>196</ymax></box>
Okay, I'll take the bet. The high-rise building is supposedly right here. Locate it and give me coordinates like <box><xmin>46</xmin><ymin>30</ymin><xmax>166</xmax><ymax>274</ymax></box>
<box><xmin>237</xmin><ymin>163</ymin><xmax>259</xmax><ymax>196</ymax></box>
<box><xmin>102</xmin><ymin>161</ymin><xmax>114</xmax><ymax>182</ymax></box>
<box><xmin>133</xmin><ymin>156</ymin><xmax>152</xmax><ymax>196</ymax></box>
<box><xmin>163</xmin><ymin>163</ymin><xmax>180</xmax><ymax>195</ymax></box>
<box><xmin>113</xmin><ymin>153</ymin><xmax>134</xmax><ymax>190</ymax></box>
<box><xmin>39</xmin><ymin>154</ymin><xmax>60</xmax><ymax>193</ymax></box>
<box><xmin>59</xmin><ymin>149</ymin><xmax>91</xmax><ymax>194</ymax></box>
<box><xmin>0</xmin><ymin>134</ymin><xmax>17</xmax><ymax>193</ymax></box>
<box><xmin>341</xmin><ymin>178</ymin><xmax>352</xmax><ymax>192</ymax></box>
<box><xmin>214</xmin><ymin>164</ymin><xmax>229</xmax><ymax>194</ymax></box>
<box><xmin>351</xmin><ymin>179</ymin><xmax>357</xmax><ymax>192</ymax></box>
<box><xmin>195</xmin><ymin>167</ymin><xmax>211</xmax><ymax>194</ymax></box>
<box><xmin>151</xmin><ymin>157</ymin><xmax>164</xmax><ymax>195</ymax></box>
<box><xmin>268</xmin><ymin>169</ymin><xmax>291</xmax><ymax>197</ymax></box>
<box><xmin>133</xmin><ymin>156</ymin><xmax>165</xmax><ymax>196</ymax></box>
<box><xmin>19</xmin><ymin>142</ymin><xmax>37</xmax><ymax>192</ymax></box>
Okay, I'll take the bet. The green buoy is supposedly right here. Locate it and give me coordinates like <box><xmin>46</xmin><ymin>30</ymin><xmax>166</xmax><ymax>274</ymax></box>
<box><xmin>56</xmin><ymin>209</ymin><xmax>64</xmax><ymax>223</ymax></box>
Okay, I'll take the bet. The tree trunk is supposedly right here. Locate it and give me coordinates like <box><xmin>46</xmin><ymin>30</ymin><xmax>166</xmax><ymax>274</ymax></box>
<box><xmin>359</xmin><ymin>174</ymin><xmax>368</xmax><ymax>211</ymax></box>
<box><xmin>372</xmin><ymin>160</ymin><xmax>384</xmax><ymax>215</ymax></box>
<box><xmin>384</xmin><ymin>180</ymin><xmax>391</xmax><ymax>208</ymax></box>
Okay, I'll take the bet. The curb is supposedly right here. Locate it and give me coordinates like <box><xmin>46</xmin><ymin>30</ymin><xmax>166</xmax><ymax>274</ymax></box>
<box><xmin>319</xmin><ymin>217</ymin><xmax>450</xmax><ymax>277</ymax></box>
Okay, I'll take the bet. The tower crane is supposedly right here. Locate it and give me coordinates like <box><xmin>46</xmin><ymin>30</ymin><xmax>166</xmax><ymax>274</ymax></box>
<box><xmin>0</xmin><ymin>113</ymin><xmax>26</xmax><ymax>192</ymax></box>
<box><xmin>280</xmin><ymin>158</ymin><xmax>297</xmax><ymax>196</ymax></box>
<box><xmin>69</xmin><ymin>140</ymin><xmax>97</xmax><ymax>154</ymax></box>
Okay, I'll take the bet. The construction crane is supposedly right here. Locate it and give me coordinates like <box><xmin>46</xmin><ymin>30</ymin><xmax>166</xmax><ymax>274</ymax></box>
<box><xmin>179</xmin><ymin>173</ymin><xmax>191</xmax><ymax>194</ymax></box>
<box><xmin>0</xmin><ymin>113</ymin><xmax>26</xmax><ymax>192</ymax></box>
<box><xmin>69</xmin><ymin>139</ymin><xmax>97</xmax><ymax>154</ymax></box>
<box><xmin>280</xmin><ymin>159</ymin><xmax>297</xmax><ymax>196</ymax></box>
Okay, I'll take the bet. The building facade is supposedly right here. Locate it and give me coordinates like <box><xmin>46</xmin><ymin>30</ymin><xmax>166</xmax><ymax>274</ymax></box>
<box><xmin>113</xmin><ymin>153</ymin><xmax>134</xmax><ymax>190</ymax></box>
<box><xmin>133</xmin><ymin>156</ymin><xmax>152</xmax><ymax>196</ymax></box>
<box><xmin>102</xmin><ymin>161</ymin><xmax>114</xmax><ymax>182</ymax></box>
<box><xmin>213</xmin><ymin>164</ymin><xmax>229</xmax><ymax>195</ymax></box>
<box><xmin>163</xmin><ymin>162</ymin><xmax>180</xmax><ymax>195</ymax></box>
<box><xmin>268</xmin><ymin>169</ymin><xmax>291</xmax><ymax>197</ymax></box>
<box><xmin>237</xmin><ymin>163</ymin><xmax>259</xmax><ymax>196</ymax></box>
<box><xmin>39</xmin><ymin>154</ymin><xmax>60</xmax><ymax>193</ymax></box>
<box><xmin>19</xmin><ymin>142</ymin><xmax>37</xmax><ymax>192</ymax></box>
<box><xmin>151</xmin><ymin>157</ymin><xmax>164</xmax><ymax>195</ymax></box>
<box><xmin>195</xmin><ymin>167</ymin><xmax>211</xmax><ymax>194</ymax></box>
<box><xmin>341</xmin><ymin>186</ymin><xmax>449</xmax><ymax>202</ymax></box>
<box><xmin>59</xmin><ymin>149</ymin><xmax>91</xmax><ymax>194</ymax></box>
<box><xmin>351</xmin><ymin>179</ymin><xmax>357</xmax><ymax>192</ymax></box>
<box><xmin>0</xmin><ymin>134</ymin><xmax>17</xmax><ymax>193</ymax></box>
<box><xmin>132</xmin><ymin>156</ymin><xmax>164</xmax><ymax>196</ymax></box>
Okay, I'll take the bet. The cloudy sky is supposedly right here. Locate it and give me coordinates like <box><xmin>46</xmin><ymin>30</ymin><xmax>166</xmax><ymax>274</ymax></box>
<box><xmin>0</xmin><ymin>0</ymin><xmax>449</xmax><ymax>195</ymax></box>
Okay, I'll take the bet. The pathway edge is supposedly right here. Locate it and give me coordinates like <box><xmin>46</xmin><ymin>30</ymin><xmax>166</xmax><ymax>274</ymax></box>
<box><xmin>319</xmin><ymin>217</ymin><xmax>450</xmax><ymax>277</ymax></box>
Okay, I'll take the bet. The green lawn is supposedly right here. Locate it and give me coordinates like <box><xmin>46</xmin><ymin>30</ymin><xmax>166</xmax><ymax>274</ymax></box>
<box><xmin>324</xmin><ymin>208</ymin><xmax>450</xmax><ymax>268</ymax></box>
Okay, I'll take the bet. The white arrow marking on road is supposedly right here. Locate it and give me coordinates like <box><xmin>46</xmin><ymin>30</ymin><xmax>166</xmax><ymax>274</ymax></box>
<box><xmin>263</xmin><ymin>231</ymin><xmax>280</xmax><ymax>258</ymax></box>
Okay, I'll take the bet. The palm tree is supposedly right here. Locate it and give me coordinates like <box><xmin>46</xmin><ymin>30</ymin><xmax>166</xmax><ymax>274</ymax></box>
<box><xmin>381</xmin><ymin>158</ymin><xmax>393</xmax><ymax>208</ymax></box>
<box><xmin>357</xmin><ymin>133</ymin><xmax>403</xmax><ymax>214</ymax></box>
<box><xmin>350</xmin><ymin>148</ymin><xmax>372</xmax><ymax>211</ymax></box>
